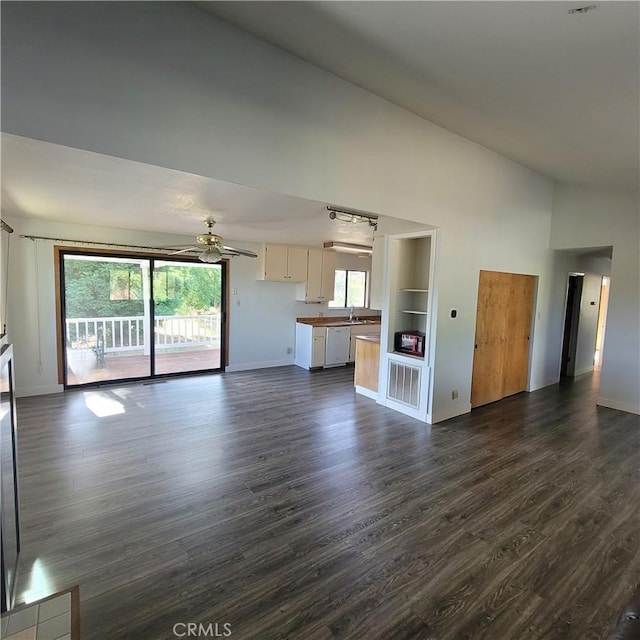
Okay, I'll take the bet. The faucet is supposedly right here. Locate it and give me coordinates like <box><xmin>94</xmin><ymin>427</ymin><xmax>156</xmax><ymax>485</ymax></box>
<box><xmin>349</xmin><ymin>305</ymin><xmax>355</xmax><ymax>322</ymax></box>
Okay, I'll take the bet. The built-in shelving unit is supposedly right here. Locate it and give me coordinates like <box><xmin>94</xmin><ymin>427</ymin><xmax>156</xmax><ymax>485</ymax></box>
<box><xmin>389</xmin><ymin>237</ymin><xmax>431</xmax><ymax>342</ymax></box>
<box><xmin>377</xmin><ymin>230</ymin><xmax>437</xmax><ymax>423</ymax></box>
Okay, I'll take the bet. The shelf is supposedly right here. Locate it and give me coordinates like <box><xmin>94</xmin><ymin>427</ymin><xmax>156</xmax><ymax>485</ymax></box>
<box><xmin>399</xmin><ymin>288</ymin><xmax>428</xmax><ymax>293</ymax></box>
<box><xmin>391</xmin><ymin>350</ymin><xmax>425</xmax><ymax>361</ymax></box>
<box><xmin>401</xmin><ymin>310</ymin><xmax>428</xmax><ymax>315</ymax></box>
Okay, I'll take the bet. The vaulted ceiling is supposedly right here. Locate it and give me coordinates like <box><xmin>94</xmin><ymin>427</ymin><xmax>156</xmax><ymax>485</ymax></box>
<box><xmin>1</xmin><ymin>1</ymin><xmax>638</xmax><ymax>245</ymax></box>
<box><xmin>201</xmin><ymin>0</ymin><xmax>639</xmax><ymax>190</ymax></box>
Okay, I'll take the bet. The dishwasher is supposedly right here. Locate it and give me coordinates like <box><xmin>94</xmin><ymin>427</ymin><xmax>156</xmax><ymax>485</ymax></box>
<box><xmin>324</xmin><ymin>326</ymin><xmax>351</xmax><ymax>367</ymax></box>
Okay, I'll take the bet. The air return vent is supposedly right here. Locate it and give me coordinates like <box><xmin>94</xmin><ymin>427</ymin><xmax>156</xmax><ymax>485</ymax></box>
<box><xmin>387</xmin><ymin>361</ymin><xmax>420</xmax><ymax>408</ymax></box>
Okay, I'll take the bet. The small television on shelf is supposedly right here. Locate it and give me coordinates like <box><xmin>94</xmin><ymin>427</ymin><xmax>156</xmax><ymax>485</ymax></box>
<box><xmin>394</xmin><ymin>331</ymin><xmax>426</xmax><ymax>357</ymax></box>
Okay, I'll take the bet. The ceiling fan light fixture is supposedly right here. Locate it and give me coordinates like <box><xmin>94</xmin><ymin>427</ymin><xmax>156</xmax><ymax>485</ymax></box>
<box><xmin>198</xmin><ymin>246</ymin><xmax>223</xmax><ymax>263</ymax></box>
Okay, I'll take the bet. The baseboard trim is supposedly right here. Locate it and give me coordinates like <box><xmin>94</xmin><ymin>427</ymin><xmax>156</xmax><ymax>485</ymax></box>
<box><xmin>430</xmin><ymin>403</ymin><xmax>473</xmax><ymax>424</ymax></box>
<box><xmin>355</xmin><ymin>385</ymin><xmax>378</xmax><ymax>400</ymax></box>
<box><xmin>226</xmin><ymin>359</ymin><xmax>294</xmax><ymax>373</ymax></box>
<box><xmin>574</xmin><ymin>366</ymin><xmax>595</xmax><ymax>377</ymax></box>
<box><xmin>528</xmin><ymin>378</ymin><xmax>559</xmax><ymax>392</ymax></box>
<box><xmin>16</xmin><ymin>384</ymin><xmax>64</xmax><ymax>398</ymax></box>
<box><xmin>596</xmin><ymin>396</ymin><xmax>640</xmax><ymax>415</ymax></box>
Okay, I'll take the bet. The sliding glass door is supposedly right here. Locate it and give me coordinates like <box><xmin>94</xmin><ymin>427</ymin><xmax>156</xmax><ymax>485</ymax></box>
<box><xmin>153</xmin><ymin>260</ymin><xmax>223</xmax><ymax>375</ymax></box>
<box><xmin>61</xmin><ymin>252</ymin><xmax>225</xmax><ymax>386</ymax></box>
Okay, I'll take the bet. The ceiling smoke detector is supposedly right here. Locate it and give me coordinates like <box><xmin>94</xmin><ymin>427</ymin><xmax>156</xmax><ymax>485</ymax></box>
<box><xmin>568</xmin><ymin>5</ymin><xmax>597</xmax><ymax>14</ymax></box>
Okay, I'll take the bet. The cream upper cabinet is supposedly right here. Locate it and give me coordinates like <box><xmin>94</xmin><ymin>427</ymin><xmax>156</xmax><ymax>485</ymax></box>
<box><xmin>287</xmin><ymin>247</ymin><xmax>309</xmax><ymax>282</ymax></box>
<box><xmin>259</xmin><ymin>245</ymin><xmax>308</xmax><ymax>282</ymax></box>
<box><xmin>297</xmin><ymin>249</ymin><xmax>336</xmax><ymax>302</ymax></box>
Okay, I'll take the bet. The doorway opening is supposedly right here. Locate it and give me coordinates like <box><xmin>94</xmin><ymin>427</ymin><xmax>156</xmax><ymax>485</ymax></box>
<box><xmin>58</xmin><ymin>249</ymin><xmax>226</xmax><ymax>387</ymax></box>
<box><xmin>594</xmin><ymin>276</ymin><xmax>610</xmax><ymax>369</ymax></box>
<box><xmin>560</xmin><ymin>273</ymin><xmax>584</xmax><ymax>377</ymax></box>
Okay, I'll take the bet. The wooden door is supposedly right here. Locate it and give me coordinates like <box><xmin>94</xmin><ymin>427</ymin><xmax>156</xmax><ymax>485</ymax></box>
<box><xmin>471</xmin><ymin>271</ymin><xmax>509</xmax><ymax>407</ymax></box>
<box><xmin>471</xmin><ymin>270</ymin><xmax>535</xmax><ymax>408</ymax></box>
<box><xmin>502</xmin><ymin>273</ymin><xmax>535</xmax><ymax>397</ymax></box>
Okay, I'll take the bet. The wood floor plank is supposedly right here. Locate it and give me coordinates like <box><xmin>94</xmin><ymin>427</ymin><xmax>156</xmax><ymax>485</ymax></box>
<box><xmin>10</xmin><ymin>366</ymin><xmax>640</xmax><ymax>639</ymax></box>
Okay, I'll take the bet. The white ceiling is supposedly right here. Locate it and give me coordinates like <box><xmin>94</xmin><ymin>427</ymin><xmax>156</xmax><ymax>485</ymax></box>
<box><xmin>1</xmin><ymin>2</ymin><xmax>637</xmax><ymax>246</ymax></box>
<box><xmin>0</xmin><ymin>134</ymin><xmax>380</xmax><ymax>246</ymax></box>
<box><xmin>201</xmin><ymin>0</ymin><xmax>639</xmax><ymax>189</ymax></box>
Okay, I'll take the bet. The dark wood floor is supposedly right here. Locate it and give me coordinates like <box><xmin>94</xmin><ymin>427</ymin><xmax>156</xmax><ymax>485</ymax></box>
<box><xmin>12</xmin><ymin>367</ymin><xmax>640</xmax><ymax>639</ymax></box>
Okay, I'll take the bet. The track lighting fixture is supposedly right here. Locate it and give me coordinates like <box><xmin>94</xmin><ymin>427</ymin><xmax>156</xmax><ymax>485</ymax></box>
<box><xmin>327</xmin><ymin>206</ymin><xmax>378</xmax><ymax>231</ymax></box>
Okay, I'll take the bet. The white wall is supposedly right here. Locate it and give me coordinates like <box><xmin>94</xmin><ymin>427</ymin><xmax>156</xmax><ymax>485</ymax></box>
<box><xmin>2</xmin><ymin>3</ymin><xmax>575</xmax><ymax>420</ymax></box>
<box><xmin>551</xmin><ymin>185</ymin><xmax>639</xmax><ymax>414</ymax></box>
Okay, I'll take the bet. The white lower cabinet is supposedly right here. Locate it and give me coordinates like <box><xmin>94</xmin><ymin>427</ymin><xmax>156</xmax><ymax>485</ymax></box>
<box><xmin>295</xmin><ymin>323</ymin><xmax>326</xmax><ymax>369</ymax></box>
<box><xmin>311</xmin><ymin>332</ymin><xmax>326</xmax><ymax>368</ymax></box>
<box><xmin>296</xmin><ymin>322</ymin><xmax>381</xmax><ymax>370</ymax></box>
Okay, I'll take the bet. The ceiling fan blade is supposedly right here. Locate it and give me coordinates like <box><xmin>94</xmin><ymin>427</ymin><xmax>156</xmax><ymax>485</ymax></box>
<box><xmin>169</xmin><ymin>247</ymin><xmax>198</xmax><ymax>255</ymax></box>
<box><xmin>156</xmin><ymin>244</ymin><xmax>199</xmax><ymax>248</ymax></box>
<box><xmin>222</xmin><ymin>246</ymin><xmax>258</xmax><ymax>258</ymax></box>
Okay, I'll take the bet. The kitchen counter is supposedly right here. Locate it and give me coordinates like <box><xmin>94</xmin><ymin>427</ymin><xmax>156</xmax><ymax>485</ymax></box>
<box><xmin>296</xmin><ymin>316</ymin><xmax>381</xmax><ymax>328</ymax></box>
<box><xmin>353</xmin><ymin>334</ymin><xmax>380</xmax><ymax>343</ymax></box>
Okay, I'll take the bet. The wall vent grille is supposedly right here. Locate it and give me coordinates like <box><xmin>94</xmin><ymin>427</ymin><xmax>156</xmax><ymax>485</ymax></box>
<box><xmin>387</xmin><ymin>361</ymin><xmax>420</xmax><ymax>408</ymax></box>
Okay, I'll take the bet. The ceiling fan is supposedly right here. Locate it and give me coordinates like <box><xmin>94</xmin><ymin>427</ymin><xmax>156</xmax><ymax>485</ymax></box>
<box><xmin>163</xmin><ymin>219</ymin><xmax>257</xmax><ymax>263</ymax></box>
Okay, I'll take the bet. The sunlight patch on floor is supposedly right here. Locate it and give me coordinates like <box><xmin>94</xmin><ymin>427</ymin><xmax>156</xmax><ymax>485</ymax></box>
<box><xmin>83</xmin><ymin>391</ymin><xmax>125</xmax><ymax>417</ymax></box>
<box><xmin>22</xmin><ymin>559</ymin><xmax>52</xmax><ymax>604</ymax></box>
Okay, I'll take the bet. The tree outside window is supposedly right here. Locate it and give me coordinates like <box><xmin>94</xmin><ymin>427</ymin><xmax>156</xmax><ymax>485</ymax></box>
<box><xmin>329</xmin><ymin>269</ymin><xmax>368</xmax><ymax>308</ymax></box>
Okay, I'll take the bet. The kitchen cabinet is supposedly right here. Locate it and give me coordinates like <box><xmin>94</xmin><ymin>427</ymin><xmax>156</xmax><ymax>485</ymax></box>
<box><xmin>311</xmin><ymin>331</ymin><xmax>326</xmax><ymax>368</ymax></box>
<box><xmin>348</xmin><ymin>323</ymin><xmax>381</xmax><ymax>362</ymax></box>
<box><xmin>354</xmin><ymin>336</ymin><xmax>380</xmax><ymax>398</ymax></box>
<box><xmin>296</xmin><ymin>249</ymin><xmax>336</xmax><ymax>303</ymax></box>
<box><xmin>259</xmin><ymin>244</ymin><xmax>308</xmax><ymax>282</ymax></box>
<box><xmin>296</xmin><ymin>320</ymin><xmax>380</xmax><ymax>370</ymax></box>
<box><xmin>294</xmin><ymin>323</ymin><xmax>326</xmax><ymax>369</ymax></box>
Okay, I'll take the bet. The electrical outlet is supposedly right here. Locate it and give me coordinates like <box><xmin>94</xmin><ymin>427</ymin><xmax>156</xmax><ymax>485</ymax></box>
<box><xmin>451</xmin><ymin>389</ymin><xmax>459</xmax><ymax>400</ymax></box>
<box><xmin>232</xmin><ymin>287</ymin><xmax>238</xmax><ymax>295</ymax></box>
<box><xmin>286</xmin><ymin>347</ymin><xmax>293</xmax><ymax>354</ymax></box>
<box><xmin>318</xmin><ymin>311</ymin><xmax>324</xmax><ymax>317</ymax></box>
<box><xmin>235</xmin><ymin>299</ymin><xmax>240</xmax><ymax>307</ymax></box>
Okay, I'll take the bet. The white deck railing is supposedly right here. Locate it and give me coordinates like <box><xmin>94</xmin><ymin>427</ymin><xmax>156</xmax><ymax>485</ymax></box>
<box><xmin>65</xmin><ymin>314</ymin><xmax>221</xmax><ymax>353</ymax></box>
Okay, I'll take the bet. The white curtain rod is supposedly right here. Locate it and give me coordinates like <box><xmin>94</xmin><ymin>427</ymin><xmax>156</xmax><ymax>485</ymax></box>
<box><xmin>20</xmin><ymin>234</ymin><xmax>193</xmax><ymax>254</ymax></box>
